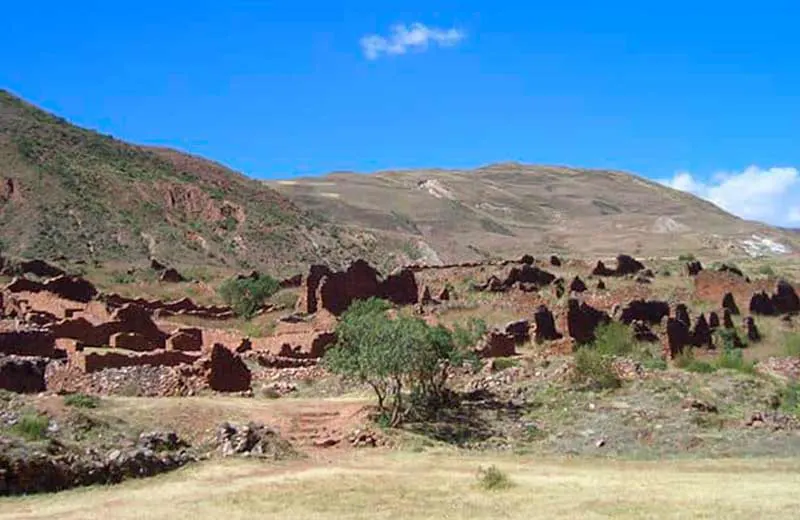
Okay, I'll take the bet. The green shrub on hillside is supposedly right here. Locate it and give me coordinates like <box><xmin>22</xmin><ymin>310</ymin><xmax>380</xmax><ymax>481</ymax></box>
<box><xmin>218</xmin><ymin>273</ymin><xmax>280</xmax><ymax>319</ymax></box>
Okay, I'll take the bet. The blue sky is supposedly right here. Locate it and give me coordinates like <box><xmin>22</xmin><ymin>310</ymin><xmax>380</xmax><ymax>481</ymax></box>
<box><xmin>2</xmin><ymin>1</ymin><xmax>799</xmax><ymax>225</ymax></box>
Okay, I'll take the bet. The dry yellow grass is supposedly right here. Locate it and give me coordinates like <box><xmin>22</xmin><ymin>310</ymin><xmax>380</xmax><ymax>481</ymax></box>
<box><xmin>3</xmin><ymin>452</ymin><xmax>800</xmax><ymax>519</ymax></box>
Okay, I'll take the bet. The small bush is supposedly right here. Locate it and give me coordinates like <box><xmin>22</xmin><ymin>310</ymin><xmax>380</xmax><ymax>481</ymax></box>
<box><xmin>476</xmin><ymin>465</ymin><xmax>513</xmax><ymax>491</ymax></box>
<box><xmin>784</xmin><ymin>333</ymin><xmax>800</xmax><ymax>357</ymax></box>
<box><xmin>218</xmin><ymin>273</ymin><xmax>280</xmax><ymax>319</ymax></box>
<box><xmin>642</xmin><ymin>357</ymin><xmax>668</xmax><ymax>371</ymax></box>
<box><xmin>714</xmin><ymin>348</ymin><xmax>756</xmax><ymax>374</ymax></box>
<box><xmin>109</xmin><ymin>271</ymin><xmax>136</xmax><ymax>284</ymax></box>
<box><xmin>593</xmin><ymin>322</ymin><xmax>637</xmax><ymax>357</ymax></box>
<box><xmin>779</xmin><ymin>382</ymin><xmax>800</xmax><ymax>416</ymax></box>
<box><xmin>758</xmin><ymin>264</ymin><xmax>776</xmax><ymax>277</ymax></box>
<box><xmin>573</xmin><ymin>348</ymin><xmax>621</xmax><ymax>390</ymax></box>
<box><xmin>492</xmin><ymin>357</ymin><xmax>519</xmax><ymax>371</ymax></box>
<box><xmin>716</xmin><ymin>328</ymin><xmax>747</xmax><ymax>351</ymax></box>
<box><xmin>678</xmin><ymin>253</ymin><xmax>697</xmax><ymax>262</ymax></box>
<box><xmin>12</xmin><ymin>413</ymin><xmax>49</xmax><ymax>441</ymax></box>
<box><xmin>64</xmin><ymin>393</ymin><xmax>100</xmax><ymax>409</ymax></box>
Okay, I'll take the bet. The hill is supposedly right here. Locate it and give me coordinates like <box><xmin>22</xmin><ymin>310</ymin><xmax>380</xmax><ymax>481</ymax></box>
<box><xmin>0</xmin><ymin>90</ymin><xmax>380</xmax><ymax>275</ymax></box>
<box><xmin>267</xmin><ymin>163</ymin><xmax>800</xmax><ymax>263</ymax></box>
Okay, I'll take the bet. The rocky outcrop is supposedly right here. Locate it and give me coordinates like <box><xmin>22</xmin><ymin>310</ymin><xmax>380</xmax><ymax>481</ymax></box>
<box><xmin>0</xmin><ymin>355</ymin><xmax>48</xmax><ymax>393</ymax></box>
<box><xmin>749</xmin><ymin>292</ymin><xmax>776</xmax><ymax>316</ymax></box>
<box><xmin>744</xmin><ymin>317</ymin><xmax>761</xmax><ymax>342</ymax></box>
<box><xmin>199</xmin><ymin>344</ymin><xmax>252</xmax><ymax>392</ymax></box>
<box><xmin>591</xmin><ymin>254</ymin><xmax>645</xmax><ymax>277</ymax></box>
<box><xmin>503</xmin><ymin>320</ymin><xmax>530</xmax><ymax>344</ymax></box>
<box><xmin>215</xmin><ymin>422</ymin><xmax>296</xmax><ymax>459</ymax></box>
<box><xmin>569</xmin><ymin>276</ymin><xmax>587</xmax><ymax>293</ymax></box>
<box><xmin>0</xmin><ymin>432</ymin><xmax>195</xmax><ymax>495</ymax></box>
<box><xmin>534</xmin><ymin>305</ymin><xmax>561</xmax><ymax>342</ymax></box>
<box><xmin>566</xmin><ymin>299</ymin><xmax>610</xmax><ymax>345</ymax></box>
<box><xmin>665</xmin><ymin>317</ymin><xmax>691</xmax><ymax>359</ymax></box>
<box><xmin>722</xmin><ymin>292</ymin><xmax>740</xmax><ymax>315</ymax></box>
<box><xmin>619</xmin><ymin>299</ymin><xmax>670</xmax><ymax>325</ymax></box>
<box><xmin>477</xmin><ymin>330</ymin><xmax>517</xmax><ymax>358</ymax></box>
<box><xmin>773</xmin><ymin>280</ymin><xmax>800</xmax><ymax>315</ymax></box>
<box><xmin>685</xmin><ymin>261</ymin><xmax>703</xmax><ymax>276</ymax></box>
<box><xmin>159</xmin><ymin>268</ymin><xmax>185</xmax><ymax>283</ymax></box>
<box><xmin>691</xmin><ymin>314</ymin><xmax>713</xmax><ymax>348</ymax></box>
<box><xmin>674</xmin><ymin>304</ymin><xmax>691</xmax><ymax>327</ymax></box>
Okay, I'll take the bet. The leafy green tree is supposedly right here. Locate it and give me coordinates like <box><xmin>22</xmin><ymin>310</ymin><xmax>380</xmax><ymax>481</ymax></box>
<box><xmin>324</xmin><ymin>298</ymin><xmax>480</xmax><ymax>426</ymax></box>
<box><xmin>217</xmin><ymin>273</ymin><xmax>280</xmax><ymax>319</ymax></box>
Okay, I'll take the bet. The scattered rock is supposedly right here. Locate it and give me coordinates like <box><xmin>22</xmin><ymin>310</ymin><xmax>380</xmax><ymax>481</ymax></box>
<box><xmin>215</xmin><ymin>422</ymin><xmax>296</xmax><ymax>459</ymax></box>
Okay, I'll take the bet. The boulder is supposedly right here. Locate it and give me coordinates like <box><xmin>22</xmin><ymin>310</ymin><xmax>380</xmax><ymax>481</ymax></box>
<box><xmin>596</xmin><ymin>279</ymin><xmax>606</xmax><ymax>290</ymax></box>
<box><xmin>685</xmin><ymin>261</ymin><xmax>703</xmax><ymax>276</ymax></box>
<box><xmin>549</xmin><ymin>255</ymin><xmax>562</xmax><ymax>267</ymax></box>
<box><xmin>533</xmin><ymin>305</ymin><xmax>561</xmax><ymax>342</ymax></box>
<box><xmin>215</xmin><ymin>422</ymin><xmax>295</xmax><ymax>459</ymax></box>
<box><xmin>569</xmin><ymin>276</ymin><xmax>587</xmax><ymax>293</ymax></box>
<box><xmin>773</xmin><ymin>280</ymin><xmax>799</xmax><ymax>314</ymax></box>
<box><xmin>615</xmin><ymin>254</ymin><xmax>645</xmax><ymax>276</ymax></box>
<box><xmin>503</xmin><ymin>320</ymin><xmax>530</xmax><ymax>344</ymax></box>
<box><xmin>744</xmin><ymin>317</ymin><xmax>761</xmax><ymax>343</ymax></box>
<box><xmin>749</xmin><ymin>292</ymin><xmax>776</xmax><ymax>316</ymax></box>
<box><xmin>708</xmin><ymin>311</ymin><xmax>720</xmax><ymax>330</ymax></box>
<box><xmin>202</xmin><ymin>344</ymin><xmax>252</xmax><ymax>392</ymax></box>
<box><xmin>159</xmin><ymin>268</ymin><xmax>185</xmax><ymax>283</ymax></box>
<box><xmin>691</xmin><ymin>314</ymin><xmax>713</xmax><ymax>348</ymax></box>
<box><xmin>478</xmin><ymin>331</ymin><xmax>517</xmax><ymax>358</ymax></box>
<box><xmin>674</xmin><ymin>304</ymin><xmax>691</xmax><ymax>327</ymax></box>
<box><xmin>520</xmin><ymin>254</ymin><xmax>535</xmax><ymax>265</ymax></box>
<box><xmin>566</xmin><ymin>299</ymin><xmax>610</xmax><ymax>345</ymax></box>
<box><xmin>723</xmin><ymin>308</ymin><xmax>735</xmax><ymax>329</ymax></box>
<box><xmin>722</xmin><ymin>292</ymin><xmax>740</xmax><ymax>315</ymax></box>
<box><xmin>665</xmin><ymin>318</ymin><xmax>691</xmax><ymax>359</ymax></box>
<box><xmin>619</xmin><ymin>299</ymin><xmax>670</xmax><ymax>325</ymax></box>
<box><xmin>631</xmin><ymin>320</ymin><xmax>658</xmax><ymax>342</ymax></box>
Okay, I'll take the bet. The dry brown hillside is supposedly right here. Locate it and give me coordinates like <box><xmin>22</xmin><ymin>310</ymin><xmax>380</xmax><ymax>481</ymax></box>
<box><xmin>267</xmin><ymin>163</ymin><xmax>800</xmax><ymax>264</ymax></box>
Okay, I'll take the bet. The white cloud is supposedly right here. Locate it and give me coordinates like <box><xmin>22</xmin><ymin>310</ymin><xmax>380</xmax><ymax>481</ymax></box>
<box><xmin>659</xmin><ymin>166</ymin><xmax>800</xmax><ymax>226</ymax></box>
<box><xmin>360</xmin><ymin>23</ymin><xmax>465</xmax><ymax>60</ymax></box>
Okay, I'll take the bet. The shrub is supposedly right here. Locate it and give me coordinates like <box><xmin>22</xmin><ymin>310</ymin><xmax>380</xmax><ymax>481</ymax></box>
<box><xmin>716</xmin><ymin>328</ymin><xmax>747</xmax><ymax>351</ymax></box>
<box><xmin>476</xmin><ymin>465</ymin><xmax>513</xmax><ymax>491</ymax></box>
<box><xmin>64</xmin><ymin>393</ymin><xmax>100</xmax><ymax>409</ymax></box>
<box><xmin>785</xmin><ymin>333</ymin><xmax>800</xmax><ymax>357</ymax></box>
<box><xmin>573</xmin><ymin>348</ymin><xmax>621</xmax><ymax>390</ymax></box>
<box><xmin>779</xmin><ymin>381</ymin><xmax>800</xmax><ymax>416</ymax></box>
<box><xmin>12</xmin><ymin>413</ymin><xmax>49</xmax><ymax>441</ymax></box>
<box><xmin>678</xmin><ymin>253</ymin><xmax>696</xmax><ymax>262</ymax></box>
<box><xmin>674</xmin><ymin>349</ymin><xmax>717</xmax><ymax>373</ymax></box>
<box><xmin>714</xmin><ymin>348</ymin><xmax>756</xmax><ymax>374</ymax></box>
<box><xmin>758</xmin><ymin>264</ymin><xmax>776</xmax><ymax>277</ymax></box>
<box><xmin>324</xmin><ymin>298</ymin><xmax>478</xmax><ymax>426</ymax></box>
<box><xmin>492</xmin><ymin>357</ymin><xmax>519</xmax><ymax>371</ymax></box>
<box><xmin>593</xmin><ymin>322</ymin><xmax>636</xmax><ymax>357</ymax></box>
<box><xmin>218</xmin><ymin>273</ymin><xmax>280</xmax><ymax>319</ymax></box>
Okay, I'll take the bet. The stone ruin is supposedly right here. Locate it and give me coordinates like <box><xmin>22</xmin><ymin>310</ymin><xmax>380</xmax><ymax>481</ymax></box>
<box><xmin>749</xmin><ymin>280</ymin><xmax>800</xmax><ymax>316</ymax></box>
<box><xmin>296</xmin><ymin>260</ymin><xmax>419</xmax><ymax>316</ymax></box>
<box><xmin>566</xmin><ymin>299</ymin><xmax>610</xmax><ymax>345</ymax></box>
<box><xmin>591</xmin><ymin>254</ymin><xmax>645</xmax><ymax>277</ymax></box>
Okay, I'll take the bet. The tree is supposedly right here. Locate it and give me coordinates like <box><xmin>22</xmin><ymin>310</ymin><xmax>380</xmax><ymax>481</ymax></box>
<box><xmin>324</xmin><ymin>298</ymin><xmax>480</xmax><ymax>426</ymax></box>
<box><xmin>217</xmin><ymin>273</ymin><xmax>280</xmax><ymax>319</ymax></box>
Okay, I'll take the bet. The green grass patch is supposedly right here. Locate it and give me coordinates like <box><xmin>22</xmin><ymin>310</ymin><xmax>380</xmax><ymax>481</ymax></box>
<box><xmin>64</xmin><ymin>393</ymin><xmax>100</xmax><ymax>409</ymax></box>
<box><xmin>12</xmin><ymin>413</ymin><xmax>50</xmax><ymax>441</ymax></box>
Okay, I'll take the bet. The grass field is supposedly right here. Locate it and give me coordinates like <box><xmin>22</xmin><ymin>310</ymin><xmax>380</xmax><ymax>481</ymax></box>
<box><xmin>4</xmin><ymin>452</ymin><xmax>800</xmax><ymax>519</ymax></box>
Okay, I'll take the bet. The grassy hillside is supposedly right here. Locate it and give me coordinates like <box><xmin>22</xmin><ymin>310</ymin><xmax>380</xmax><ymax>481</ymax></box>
<box><xmin>0</xmin><ymin>90</ymin><xmax>382</xmax><ymax>275</ymax></box>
